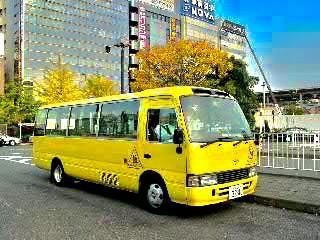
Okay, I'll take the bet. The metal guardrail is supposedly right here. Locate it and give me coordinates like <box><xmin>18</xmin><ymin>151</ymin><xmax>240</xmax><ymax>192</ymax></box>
<box><xmin>256</xmin><ymin>132</ymin><xmax>320</xmax><ymax>172</ymax></box>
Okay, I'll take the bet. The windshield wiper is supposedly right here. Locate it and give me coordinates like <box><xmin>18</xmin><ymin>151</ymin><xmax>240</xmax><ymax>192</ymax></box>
<box><xmin>200</xmin><ymin>137</ymin><xmax>234</xmax><ymax>148</ymax></box>
<box><xmin>233</xmin><ymin>132</ymin><xmax>254</xmax><ymax>146</ymax></box>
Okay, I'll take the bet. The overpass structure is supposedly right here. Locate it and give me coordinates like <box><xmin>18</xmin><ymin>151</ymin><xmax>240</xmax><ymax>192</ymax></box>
<box><xmin>256</xmin><ymin>86</ymin><xmax>320</xmax><ymax>105</ymax></box>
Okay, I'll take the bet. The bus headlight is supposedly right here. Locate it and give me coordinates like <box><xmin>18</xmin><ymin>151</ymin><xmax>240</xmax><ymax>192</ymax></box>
<box><xmin>249</xmin><ymin>167</ymin><xmax>257</xmax><ymax>177</ymax></box>
<box><xmin>187</xmin><ymin>174</ymin><xmax>218</xmax><ymax>187</ymax></box>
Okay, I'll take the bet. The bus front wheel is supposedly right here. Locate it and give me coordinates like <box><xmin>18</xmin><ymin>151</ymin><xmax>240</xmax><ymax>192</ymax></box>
<box><xmin>140</xmin><ymin>179</ymin><xmax>169</xmax><ymax>214</ymax></box>
<box><xmin>51</xmin><ymin>161</ymin><xmax>67</xmax><ymax>187</ymax></box>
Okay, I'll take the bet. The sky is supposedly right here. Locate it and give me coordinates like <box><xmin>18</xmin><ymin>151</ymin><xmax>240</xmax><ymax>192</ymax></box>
<box><xmin>214</xmin><ymin>0</ymin><xmax>320</xmax><ymax>91</ymax></box>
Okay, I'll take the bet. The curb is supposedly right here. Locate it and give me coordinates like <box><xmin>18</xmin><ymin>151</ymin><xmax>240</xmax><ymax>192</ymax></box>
<box><xmin>20</xmin><ymin>143</ymin><xmax>33</xmax><ymax>146</ymax></box>
<box><xmin>242</xmin><ymin>195</ymin><xmax>320</xmax><ymax>215</ymax></box>
<box><xmin>258</xmin><ymin>171</ymin><xmax>320</xmax><ymax>180</ymax></box>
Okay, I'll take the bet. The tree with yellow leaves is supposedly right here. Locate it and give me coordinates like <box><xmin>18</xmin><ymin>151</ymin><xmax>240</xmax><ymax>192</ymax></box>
<box><xmin>82</xmin><ymin>75</ymin><xmax>119</xmax><ymax>98</ymax></box>
<box><xmin>131</xmin><ymin>40</ymin><xmax>233</xmax><ymax>92</ymax></box>
<box><xmin>34</xmin><ymin>58</ymin><xmax>83</xmax><ymax>105</ymax></box>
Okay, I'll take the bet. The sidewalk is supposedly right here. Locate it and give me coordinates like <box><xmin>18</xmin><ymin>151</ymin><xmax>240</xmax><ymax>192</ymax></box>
<box><xmin>244</xmin><ymin>173</ymin><xmax>320</xmax><ymax>215</ymax></box>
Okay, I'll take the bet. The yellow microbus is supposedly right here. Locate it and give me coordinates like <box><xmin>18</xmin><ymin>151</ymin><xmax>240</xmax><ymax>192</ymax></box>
<box><xmin>33</xmin><ymin>86</ymin><xmax>258</xmax><ymax>212</ymax></box>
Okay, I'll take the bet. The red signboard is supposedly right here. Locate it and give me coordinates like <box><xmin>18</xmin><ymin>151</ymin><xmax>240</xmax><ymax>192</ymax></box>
<box><xmin>139</xmin><ymin>7</ymin><xmax>147</xmax><ymax>49</ymax></box>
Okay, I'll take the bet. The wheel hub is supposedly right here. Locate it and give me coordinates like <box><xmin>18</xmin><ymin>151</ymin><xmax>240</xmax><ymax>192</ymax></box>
<box><xmin>147</xmin><ymin>184</ymin><xmax>164</xmax><ymax>208</ymax></box>
<box><xmin>54</xmin><ymin>165</ymin><xmax>62</xmax><ymax>183</ymax></box>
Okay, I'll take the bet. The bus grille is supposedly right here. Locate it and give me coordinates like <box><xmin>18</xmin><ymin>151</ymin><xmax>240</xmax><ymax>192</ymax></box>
<box><xmin>217</xmin><ymin>169</ymin><xmax>249</xmax><ymax>184</ymax></box>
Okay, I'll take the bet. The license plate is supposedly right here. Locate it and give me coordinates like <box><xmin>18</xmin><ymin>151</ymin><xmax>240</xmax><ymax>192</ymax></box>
<box><xmin>229</xmin><ymin>185</ymin><xmax>244</xmax><ymax>200</ymax></box>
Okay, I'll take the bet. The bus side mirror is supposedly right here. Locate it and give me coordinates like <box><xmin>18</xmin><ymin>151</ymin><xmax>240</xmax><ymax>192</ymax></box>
<box><xmin>173</xmin><ymin>128</ymin><xmax>184</xmax><ymax>145</ymax></box>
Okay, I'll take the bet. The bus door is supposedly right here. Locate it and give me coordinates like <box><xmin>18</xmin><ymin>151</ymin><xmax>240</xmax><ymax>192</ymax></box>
<box><xmin>140</xmin><ymin>97</ymin><xmax>187</xmax><ymax>202</ymax></box>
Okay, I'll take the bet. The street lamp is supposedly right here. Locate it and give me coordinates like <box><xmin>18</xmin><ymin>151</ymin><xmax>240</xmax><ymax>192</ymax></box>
<box><xmin>105</xmin><ymin>42</ymin><xmax>130</xmax><ymax>94</ymax></box>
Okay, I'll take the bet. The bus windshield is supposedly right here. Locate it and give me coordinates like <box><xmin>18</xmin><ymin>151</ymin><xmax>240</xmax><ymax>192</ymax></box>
<box><xmin>181</xmin><ymin>96</ymin><xmax>252</xmax><ymax>143</ymax></box>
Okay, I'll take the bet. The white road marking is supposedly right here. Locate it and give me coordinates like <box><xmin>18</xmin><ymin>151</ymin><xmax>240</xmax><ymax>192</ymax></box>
<box><xmin>0</xmin><ymin>155</ymin><xmax>33</xmax><ymax>166</ymax></box>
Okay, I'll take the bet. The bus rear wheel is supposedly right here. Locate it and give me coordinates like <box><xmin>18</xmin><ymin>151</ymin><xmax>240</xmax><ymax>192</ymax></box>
<box><xmin>51</xmin><ymin>161</ymin><xmax>67</xmax><ymax>186</ymax></box>
<box><xmin>140</xmin><ymin>179</ymin><xmax>169</xmax><ymax>214</ymax></box>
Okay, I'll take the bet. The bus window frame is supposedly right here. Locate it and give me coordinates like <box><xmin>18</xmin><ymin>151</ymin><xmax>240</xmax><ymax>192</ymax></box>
<box><xmin>46</xmin><ymin>106</ymin><xmax>72</xmax><ymax>137</ymax></box>
<box><xmin>146</xmin><ymin>107</ymin><xmax>179</xmax><ymax>144</ymax></box>
<box><xmin>97</xmin><ymin>99</ymin><xmax>140</xmax><ymax>141</ymax></box>
<box><xmin>68</xmin><ymin>103</ymin><xmax>100</xmax><ymax>138</ymax></box>
<box><xmin>34</xmin><ymin>108</ymin><xmax>49</xmax><ymax>136</ymax></box>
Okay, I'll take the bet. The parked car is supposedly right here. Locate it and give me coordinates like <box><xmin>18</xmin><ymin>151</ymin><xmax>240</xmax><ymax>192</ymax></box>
<box><xmin>285</xmin><ymin>127</ymin><xmax>308</xmax><ymax>134</ymax></box>
<box><xmin>0</xmin><ymin>135</ymin><xmax>22</xmax><ymax>146</ymax></box>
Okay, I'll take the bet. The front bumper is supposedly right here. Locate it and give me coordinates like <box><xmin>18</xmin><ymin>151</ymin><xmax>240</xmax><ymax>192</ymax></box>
<box><xmin>186</xmin><ymin>175</ymin><xmax>258</xmax><ymax>206</ymax></box>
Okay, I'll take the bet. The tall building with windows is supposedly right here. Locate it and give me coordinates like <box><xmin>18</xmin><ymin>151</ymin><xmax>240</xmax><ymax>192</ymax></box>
<box><xmin>0</xmin><ymin>0</ymin><xmax>248</xmax><ymax>93</ymax></box>
<box><xmin>0</xmin><ymin>0</ymin><xmax>9</xmax><ymax>94</ymax></box>
<box><xmin>1</xmin><ymin>0</ymin><xmax>129</xmax><ymax>90</ymax></box>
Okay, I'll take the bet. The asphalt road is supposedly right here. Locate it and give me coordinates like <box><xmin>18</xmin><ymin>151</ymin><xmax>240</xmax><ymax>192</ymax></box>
<box><xmin>0</xmin><ymin>145</ymin><xmax>319</xmax><ymax>240</ymax></box>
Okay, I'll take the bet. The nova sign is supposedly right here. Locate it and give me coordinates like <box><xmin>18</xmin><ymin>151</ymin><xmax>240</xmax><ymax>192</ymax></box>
<box><xmin>181</xmin><ymin>0</ymin><xmax>215</xmax><ymax>24</ymax></box>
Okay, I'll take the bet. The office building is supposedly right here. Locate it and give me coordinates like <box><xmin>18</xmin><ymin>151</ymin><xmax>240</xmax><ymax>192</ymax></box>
<box><xmin>0</xmin><ymin>0</ymin><xmax>129</xmax><ymax>90</ymax></box>
<box><xmin>0</xmin><ymin>0</ymin><xmax>247</xmax><ymax>93</ymax></box>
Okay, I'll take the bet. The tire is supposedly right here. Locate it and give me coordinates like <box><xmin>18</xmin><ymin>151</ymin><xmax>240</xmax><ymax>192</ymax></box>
<box><xmin>9</xmin><ymin>140</ymin><xmax>16</xmax><ymax>146</ymax></box>
<box><xmin>140</xmin><ymin>179</ymin><xmax>170</xmax><ymax>214</ymax></box>
<box><xmin>51</xmin><ymin>161</ymin><xmax>68</xmax><ymax>186</ymax></box>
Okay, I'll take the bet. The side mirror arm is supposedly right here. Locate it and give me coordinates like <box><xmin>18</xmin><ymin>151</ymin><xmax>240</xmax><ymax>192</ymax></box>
<box><xmin>173</xmin><ymin>128</ymin><xmax>184</xmax><ymax>154</ymax></box>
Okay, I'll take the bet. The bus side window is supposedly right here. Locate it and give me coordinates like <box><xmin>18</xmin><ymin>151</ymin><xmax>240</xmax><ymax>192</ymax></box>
<box><xmin>34</xmin><ymin>109</ymin><xmax>48</xmax><ymax>136</ymax></box>
<box><xmin>46</xmin><ymin>107</ymin><xmax>70</xmax><ymax>136</ymax></box>
<box><xmin>69</xmin><ymin>104</ymin><xmax>99</xmax><ymax>137</ymax></box>
<box><xmin>99</xmin><ymin>100</ymin><xmax>139</xmax><ymax>139</ymax></box>
<box><xmin>147</xmin><ymin>109</ymin><xmax>177</xmax><ymax>143</ymax></box>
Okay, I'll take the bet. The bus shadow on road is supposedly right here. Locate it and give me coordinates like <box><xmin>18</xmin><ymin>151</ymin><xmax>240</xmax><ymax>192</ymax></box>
<box><xmin>172</xmin><ymin>202</ymin><xmax>236</xmax><ymax>219</ymax></box>
<box><xmin>62</xmin><ymin>179</ymin><xmax>237</xmax><ymax>218</ymax></box>
<box><xmin>65</xmin><ymin>180</ymin><xmax>141</xmax><ymax>206</ymax></box>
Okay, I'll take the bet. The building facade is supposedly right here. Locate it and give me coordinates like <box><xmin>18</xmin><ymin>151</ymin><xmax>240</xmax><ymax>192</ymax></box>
<box><xmin>1</xmin><ymin>0</ymin><xmax>129</xmax><ymax>90</ymax></box>
<box><xmin>218</xmin><ymin>19</ymin><xmax>246</xmax><ymax>59</ymax></box>
<box><xmin>0</xmin><ymin>0</ymin><xmax>247</xmax><ymax>93</ymax></box>
<box><xmin>131</xmin><ymin>0</ymin><xmax>180</xmax><ymax>49</ymax></box>
<box><xmin>128</xmin><ymin>0</ymin><xmax>247</xmax><ymax>82</ymax></box>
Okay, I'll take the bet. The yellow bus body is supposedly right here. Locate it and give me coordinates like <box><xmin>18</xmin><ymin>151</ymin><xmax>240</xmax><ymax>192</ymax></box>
<box><xmin>33</xmin><ymin>86</ymin><xmax>258</xmax><ymax>207</ymax></box>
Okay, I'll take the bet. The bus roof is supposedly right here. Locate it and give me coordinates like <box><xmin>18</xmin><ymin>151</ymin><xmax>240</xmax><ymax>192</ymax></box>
<box><xmin>40</xmin><ymin>86</ymin><xmax>231</xmax><ymax>109</ymax></box>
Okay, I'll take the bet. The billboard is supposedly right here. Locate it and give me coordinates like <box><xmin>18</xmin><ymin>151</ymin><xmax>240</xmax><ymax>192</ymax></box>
<box><xmin>221</xmin><ymin>20</ymin><xmax>246</xmax><ymax>37</ymax></box>
<box><xmin>181</xmin><ymin>0</ymin><xmax>215</xmax><ymax>24</ymax></box>
<box><xmin>138</xmin><ymin>0</ymin><xmax>175</xmax><ymax>12</ymax></box>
